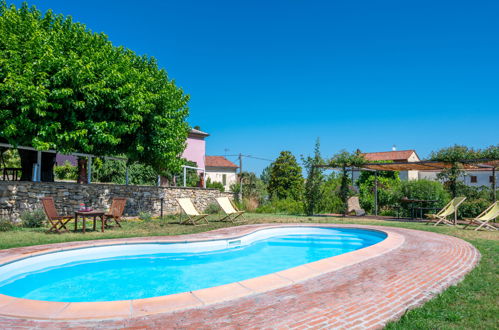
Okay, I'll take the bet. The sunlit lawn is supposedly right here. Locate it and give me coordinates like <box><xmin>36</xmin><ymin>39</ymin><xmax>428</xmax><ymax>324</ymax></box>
<box><xmin>0</xmin><ymin>214</ymin><xmax>497</xmax><ymax>329</ymax></box>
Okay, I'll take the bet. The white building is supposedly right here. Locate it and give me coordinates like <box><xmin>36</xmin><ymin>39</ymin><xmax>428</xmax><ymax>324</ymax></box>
<box><xmin>205</xmin><ymin>156</ymin><xmax>239</xmax><ymax>192</ymax></box>
<box><xmin>364</xmin><ymin>150</ymin><xmax>420</xmax><ymax>180</ymax></box>
<box><xmin>353</xmin><ymin>150</ymin><xmax>421</xmax><ymax>182</ymax></box>
<box><xmin>418</xmin><ymin>169</ymin><xmax>497</xmax><ymax>188</ymax></box>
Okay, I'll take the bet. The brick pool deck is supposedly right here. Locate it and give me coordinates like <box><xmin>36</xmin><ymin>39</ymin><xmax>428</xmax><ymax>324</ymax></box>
<box><xmin>0</xmin><ymin>224</ymin><xmax>480</xmax><ymax>329</ymax></box>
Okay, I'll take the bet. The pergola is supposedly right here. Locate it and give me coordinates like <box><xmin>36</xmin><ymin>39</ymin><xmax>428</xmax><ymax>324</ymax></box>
<box><xmin>0</xmin><ymin>143</ymin><xmax>127</xmax><ymax>183</ymax></box>
<box><xmin>0</xmin><ymin>143</ymin><xmax>206</xmax><ymax>188</ymax></box>
<box><xmin>317</xmin><ymin>159</ymin><xmax>498</xmax><ymax>216</ymax></box>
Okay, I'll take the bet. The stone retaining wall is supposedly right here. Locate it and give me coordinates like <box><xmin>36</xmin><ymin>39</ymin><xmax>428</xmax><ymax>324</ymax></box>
<box><xmin>0</xmin><ymin>181</ymin><xmax>234</xmax><ymax>220</ymax></box>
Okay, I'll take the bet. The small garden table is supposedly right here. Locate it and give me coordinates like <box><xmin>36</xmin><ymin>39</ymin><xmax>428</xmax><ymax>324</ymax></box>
<box><xmin>400</xmin><ymin>198</ymin><xmax>438</xmax><ymax>219</ymax></box>
<box><xmin>74</xmin><ymin>210</ymin><xmax>105</xmax><ymax>233</ymax></box>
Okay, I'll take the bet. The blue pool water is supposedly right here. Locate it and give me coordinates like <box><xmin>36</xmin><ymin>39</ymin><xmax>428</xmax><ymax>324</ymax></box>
<box><xmin>0</xmin><ymin>227</ymin><xmax>385</xmax><ymax>302</ymax></box>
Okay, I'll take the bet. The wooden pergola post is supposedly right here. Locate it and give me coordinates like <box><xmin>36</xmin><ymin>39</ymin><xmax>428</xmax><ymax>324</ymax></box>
<box><xmin>493</xmin><ymin>167</ymin><xmax>497</xmax><ymax>203</ymax></box>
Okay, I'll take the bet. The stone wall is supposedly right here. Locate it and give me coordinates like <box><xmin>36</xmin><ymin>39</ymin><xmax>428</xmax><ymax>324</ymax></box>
<box><xmin>0</xmin><ymin>181</ymin><xmax>234</xmax><ymax>220</ymax></box>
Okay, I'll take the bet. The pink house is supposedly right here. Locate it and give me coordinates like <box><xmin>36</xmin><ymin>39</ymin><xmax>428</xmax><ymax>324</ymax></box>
<box><xmin>182</xmin><ymin>128</ymin><xmax>209</xmax><ymax>170</ymax></box>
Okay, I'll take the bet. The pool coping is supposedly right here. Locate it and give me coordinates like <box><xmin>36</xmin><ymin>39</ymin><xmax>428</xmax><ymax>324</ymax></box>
<box><xmin>0</xmin><ymin>224</ymin><xmax>404</xmax><ymax>320</ymax></box>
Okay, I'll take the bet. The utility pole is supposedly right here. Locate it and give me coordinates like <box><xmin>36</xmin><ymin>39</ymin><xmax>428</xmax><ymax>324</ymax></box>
<box><xmin>239</xmin><ymin>153</ymin><xmax>243</xmax><ymax>201</ymax></box>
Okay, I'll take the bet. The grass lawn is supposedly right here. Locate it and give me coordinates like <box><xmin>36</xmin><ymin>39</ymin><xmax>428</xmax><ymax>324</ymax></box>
<box><xmin>0</xmin><ymin>213</ymin><xmax>497</xmax><ymax>329</ymax></box>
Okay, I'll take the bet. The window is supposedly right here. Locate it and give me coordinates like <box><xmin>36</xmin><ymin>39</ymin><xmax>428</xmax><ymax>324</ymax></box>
<box><xmin>470</xmin><ymin>176</ymin><xmax>477</xmax><ymax>183</ymax></box>
<box><xmin>222</xmin><ymin>174</ymin><xmax>227</xmax><ymax>185</ymax></box>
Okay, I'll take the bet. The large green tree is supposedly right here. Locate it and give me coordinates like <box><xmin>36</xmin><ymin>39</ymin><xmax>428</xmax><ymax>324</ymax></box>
<box><xmin>268</xmin><ymin>151</ymin><xmax>304</xmax><ymax>201</ymax></box>
<box><xmin>302</xmin><ymin>138</ymin><xmax>324</xmax><ymax>215</ymax></box>
<box><xmin>0</xmin><ymin>2</ymin><xmax>189</xmax><ymax>180</ymax></box>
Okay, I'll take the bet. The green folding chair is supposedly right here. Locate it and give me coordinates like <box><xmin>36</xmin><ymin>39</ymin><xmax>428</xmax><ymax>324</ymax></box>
<box><xmin>463</xmin><ymin>201</ymin><xmax>498</xmax><ymax>231</ymax></box>
<box><xmin>426</xmin><ymin>197</ymin><xmax>466</xmax><ymax>226</ymax></box>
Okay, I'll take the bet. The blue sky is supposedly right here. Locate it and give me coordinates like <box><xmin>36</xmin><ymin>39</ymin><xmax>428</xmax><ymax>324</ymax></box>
<box><xmin>10</xmin><ymin>0</ymin><xmax>499</xmax><ymax>174</ymax></box>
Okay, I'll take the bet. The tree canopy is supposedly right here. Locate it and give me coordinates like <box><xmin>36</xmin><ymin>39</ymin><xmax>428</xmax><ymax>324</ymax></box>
<box><xmin>429</xmin><ymin>145</ymin><xmax>498</xmax><ymax>197</ymax></box>
<box><xmin>430</xmin><ymin>145</ymin><xmax>479</xmax><ymax>197</ymax></box>
<box><xmin>0</xmin><ymin>2</ymin><xmax>190</xmax><ymax>175</ymax></box>
<box><xmin>268</xmin><ymin>151</ymin><xmax>304</xmax><ymax>200</ymax></box>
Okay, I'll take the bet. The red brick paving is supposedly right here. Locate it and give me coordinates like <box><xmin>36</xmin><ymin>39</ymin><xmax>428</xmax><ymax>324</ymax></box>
<box><xmin>0</xmin><ymin>224</ymin><xmax>480</xmax><ymax>329</ymax></box>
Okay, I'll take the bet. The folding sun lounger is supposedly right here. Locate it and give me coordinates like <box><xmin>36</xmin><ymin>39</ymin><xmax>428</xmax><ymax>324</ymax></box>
<box><xmin>463</xmin><ymin>201</ymin><xmax>498</xmax><ymax>231</ymax></box>
<box><xmin>176</xmin><ymin>198</ymin><xmax>209</xmax><ymax>225</ymax></box>
<box><xmin>216</xmin><ymin>197</ymin><xmax>245</xmax><ymax>222</ymax></box>
<box><xmin>426</xmin><ymin>196</ymin><xmax>466</xmax><ymax>226</ymax></box>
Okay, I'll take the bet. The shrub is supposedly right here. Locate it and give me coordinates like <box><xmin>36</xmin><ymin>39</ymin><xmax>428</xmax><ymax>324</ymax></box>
<box><xmin>0</xmin><ymin>218</ymin><xmax>15</xmax><ymax>231</ymax></box>
<box><xmin>396</xmin><ymin>180</ymin><xmax>450</xmax><ymax>217</ymax></box>
<box><xmin>20</xmin><ymin>209</ymin><xmax>46</xmax><ymax>228</ymax></box>
<box><xmin>206</xmin><ymin>179</ymin><xmax>225</xmax><ymax>192</ymax></box>
<box><xmin>455</xmin><ymin>183</ymin><xmax>492</xmax><ymax>201</ymax></box>
<box><xmin>241</xmin><ymin>198</ymin><xmax>259</xmax><ymax>211</ymax></box>
<box><xmin>255</xmin><ymin>198</ymin><xmax>304</xmax><ymax>215</ymax></box>
<box><xmin>138</xmin><ymin>212</ymin><xmax>152</xmax><ymax>222</ymax></box>
<box><xmin>232</xmin><ymin>198</ymin><xmax>259</xmax><ymax>212</ymax></box>
<box><xmin>231</xmin><ymin>173</ymin><xmax>268</xmax><ymax>204</ymax></box>
<box><xmin>204</xmin><ymin>202</ymin><xmax>220</xmax><ymax>214</ymax></box>
<box><xmin>458</xmin><ymin>198</ymin><xmax>492</xmax><ymax>219</ymax></box>
<box><xmin>317</xmin><ymin>173</ymin><xmax>345</xmax><ymax>214</ymax></box>
<box><xmin>359</xmin><ymin>175</ymin><xmax>401</xmax><ymax>215</ymax></box>
<box><xmin>54</xmin><ymin>161</ymin><xmax>78</xmax><ymax>181</ymax></box>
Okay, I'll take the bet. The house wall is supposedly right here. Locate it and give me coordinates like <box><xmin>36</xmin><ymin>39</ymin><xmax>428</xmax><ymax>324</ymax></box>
<box><xmin>205</xmin><ymin>167</ymin><xmax>238</xmax><ymax>192</ymax></box>
<box><xmin>0</xmin><ymin>181</ymin><xmax>234</xmax><ymax>220</ymax></box>
<box><xmin>407</xmin><ymin>170</ymin><xmax>419</xmax><ymax>180</ymax></box>
<box><xmin>182</xmin><ymin>135</ymin><xmax>206</xmax><ymax>170</ymax></box>
<box><xmin>407</xmin><ymin>153</ymin><xmax>420</xmax><ymax>162</ymax></box>
<box><xmin>403</xmin><ymin>152</ymin><xmax>420</xmax><ymax>181</ymax></box>
<box><xmin>418</xmin><ymin>170</ymin><xmax>497</xmax><ymax>188</ymax></box>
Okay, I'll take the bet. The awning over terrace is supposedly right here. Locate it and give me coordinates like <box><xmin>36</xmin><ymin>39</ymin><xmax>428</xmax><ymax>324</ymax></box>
<box><xmin>0</xmin><ymin>143</ymin><xmax>205</xmax><ymax>187</ymax></box>
<box><xmin>317</xmin><ymin>159</ymin><xmax>498</xmax><ymax>216</ymax></box>
<box><xmin>318</xmin><ymin>159</ymin><xmax>499</xmax><ymax>172</ymax></box>
<box><xmin>0</xmin><ymin>142</ymin><xmax>126</xmax><ymax>183</ymax></box>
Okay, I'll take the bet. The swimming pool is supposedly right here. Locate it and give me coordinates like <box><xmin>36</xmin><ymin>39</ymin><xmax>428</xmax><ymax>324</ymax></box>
<box><xmin>0</xmin><ymin>227</ymin><xmax>386</xmax><ymax>302</ymax></box>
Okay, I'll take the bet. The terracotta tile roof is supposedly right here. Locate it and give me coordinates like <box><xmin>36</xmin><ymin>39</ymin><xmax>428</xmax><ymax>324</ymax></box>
<box><xmin>362</xmin><ymin>150</ymin><xmax>418</xmax><ymax>162</ymax></box>
<box><xmin>205</xmin><ymin>156</ymin><xmax>239</xmax><ymax>168</ymax></box>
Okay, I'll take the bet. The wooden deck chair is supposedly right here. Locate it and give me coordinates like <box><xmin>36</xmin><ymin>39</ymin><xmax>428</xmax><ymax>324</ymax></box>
<box><xmin>347</xmin><ymin>197</ymin><xmax>366</xmax><ymax>216</ymax></box>
<box><xmin>463</xmin><ymin>201</ymin><xmax>498</xmax><ymax>231</ymax></box>
<box><xmin>104</xmin><ymin>197</ymin><xmax>127</xmax><ymax>228</ymax></box>
<box><xmin>216</xmin><ymin>197</ymin><xmax>245</xmax><ymax>222</ymax></box>
<box><xmin>41</xmin><ymin>197</ymin><xmax>72</xmax><ymax>234</ymax></box>
<box><xmin>176</xmin><ymin>198</ymin><xmax>209</xmax><ymax>225</ymax></box>
<box><xmin>426</xmin><ymin>197</ymin><xmax>466</xmax><ymax>226</ymax></box>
